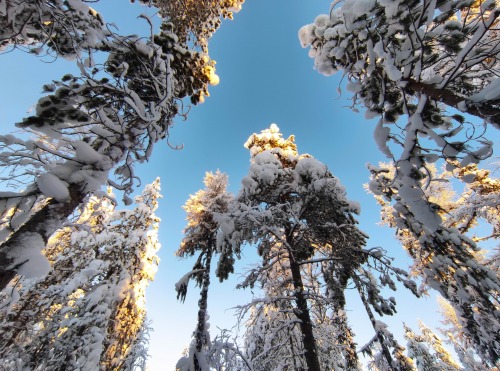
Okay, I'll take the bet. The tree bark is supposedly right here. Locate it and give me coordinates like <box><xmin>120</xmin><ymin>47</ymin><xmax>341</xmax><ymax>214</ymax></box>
<box><xmin>0</xmin><ymin>184</ymin><xmax>86</xmax><ymax>291</ymax></box>
<box><xmin>194</xmin><ymin>250</ymin><xmax>212</xmax><ymax>371</ymax></box>
<box><xmin>286</xmin><ymin>235</ymin><xmax>321</xmax><ymax>371</ymax></box>
<box><xmin>405</xmin><ymin>78</ymin><xmax>500</xmax><ymax>129</ymax></box>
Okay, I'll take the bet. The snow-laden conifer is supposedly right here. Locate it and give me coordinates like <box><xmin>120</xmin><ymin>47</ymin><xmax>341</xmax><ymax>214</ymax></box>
<box><xmin>437</xmin><ymin>296</ymin><xmax>498</xmax><ymax>370</ymax></box>
<box><xmin>0</xmin><ymin>0</ymin><xmax>241</xmax><ymax>290</ymax></box>
<box><xmin>220</xmin><ymin>124</ymin><xmax>418</xmax><ymax>370</ymax></box>
<box><xmin>0</xmin><ymin>179</ymin><xmax>161</xmax><ymax>370</ymax></box>
<box><xmin>300</xmin><ymin>8</ymin><xmax>499</xmax><ymax>353</ymax></box>
<box><xmin>0</xmin><ymin>0</ymin><xmax>107</xmax><ymax>58</ymax></box>
<box><xmin>175</xmin><ymin>171</ymin><xmax>247</xmax><ymax>371</ymax></box>
<box><xmin>368</xmin><ymin>162</ymin><xmax>500</xmax><ymax>365</ymax></box>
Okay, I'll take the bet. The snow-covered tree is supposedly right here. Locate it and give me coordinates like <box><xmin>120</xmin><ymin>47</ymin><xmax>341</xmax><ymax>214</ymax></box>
<box><xmin>175</xmin><ymin>171</ymin><xmax>239</xmax><ymax>371</ymax></box>
<box><xmin>217</xmin><ymin>124</ymin><xmax>418</xmax><ymax>370</ymax></box>
<box><xmin>300</xmin><ymin>0</ymin><xmax>498</xmax><ymax>158</ymax></box>
<box><xmin>367</xmin><ymin>161</ymin><xmax>500</xmax><ymax>365</ymax></box>
<box><xmin>437</xmin><ymin>296</ymin><xmax>499</xmax><ymax>370</ymax></box>
<box><xmin>369</xmin><ymin>162</ymin><xmax>499</xmax><ymax>277</ymax></box>
<box><xmin>0</xmin><ymin>179</ymin><xmax>161</xmax><ymax>370</ymax></box>
<box><xmin>0</xmin><ymin>0</ymin><xmax>107</xmax><ymax>58</ymax></box>
<box><xmin>146</xmin><ymin>0</ymin><xmax>243</xmax><ymax>50</ymax></box>
<box><xmin>241</xmin><ymin>261</ymin><xmax>347</xmax><ymax>370</ymax></box>
<box><xmin>300</xmin><ymin>5</ymin><xmax>500</xmax><ymax>363</ymax></box>
<box><xmin>404</xmin><ymin>321</ymin><xmax>460</xmax><ymax>371</ymax></box>
<box><xmin>218</xmin><ymin>124</ymin><xmax>366</xmax><ymax>369</ymax></box>
<box><xmin>0</xmin><ymin>1</ymin><xmax>241</xmax><ymax>290</ymax></box>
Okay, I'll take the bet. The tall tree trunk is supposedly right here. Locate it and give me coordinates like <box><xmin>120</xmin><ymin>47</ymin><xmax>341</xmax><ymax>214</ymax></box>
<box><xmin>0</xmin><ymin>184</ymin><xmax>85</xmax><ymax>291</ymax></box>
<box><xmin>286</xmin><ymin>235</ymin><xmax>321</xmax><ymax>371</ymax></box>
<box><xmin>194</xmin><ymin>250</ymin><xmax>212</xmax><ymax>371</ymax></box>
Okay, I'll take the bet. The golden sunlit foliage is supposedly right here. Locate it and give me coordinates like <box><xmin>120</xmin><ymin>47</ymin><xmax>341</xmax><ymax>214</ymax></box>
<box><xmin>151</xmin><ymin>0</ymin><xmax>242</xmax><ymax>104</ymax></box>
<box><xmin>151</xmin><ymin>0</ymin><xmax>243</xmax><ymax>51</ymax></box>
<box><xmin>0</xmin><ymin>181</ymin><xmax>161</xmax><ymax>369</ymax></box>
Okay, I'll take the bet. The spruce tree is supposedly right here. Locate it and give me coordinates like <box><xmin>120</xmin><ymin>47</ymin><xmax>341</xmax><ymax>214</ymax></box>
<box><xmin>0</xmin><ymin>180</ymin><xmax>161</xmax><ymax>370</ymax></box>
<box><xmin>175</xmin><ymin>171</ymin><xmax>236</xmax><ymax>371</ymax></box>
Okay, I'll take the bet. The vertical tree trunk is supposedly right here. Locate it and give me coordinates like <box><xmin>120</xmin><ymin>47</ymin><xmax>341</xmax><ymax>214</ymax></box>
<box><xmin>194</xmin><ymin>250</ymin><xmax>212</xmax><ymax>371</ymax></box>
<box><xmin>286</xmin><ymin>235</ymin><xmax>321</xmax><ymax>371</ymax></box>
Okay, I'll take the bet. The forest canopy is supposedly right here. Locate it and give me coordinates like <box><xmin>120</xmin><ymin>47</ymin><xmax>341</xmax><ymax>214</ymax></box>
<box><xmin>0</xmin><ymin>0</ymin><xmax>499</xmax><ymax>369</ymax></box>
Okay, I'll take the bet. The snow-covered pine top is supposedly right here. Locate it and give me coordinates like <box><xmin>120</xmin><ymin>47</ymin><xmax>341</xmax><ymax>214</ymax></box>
<box><xmin>239</xmin><ymin>124</ymin><xmax>360</xmax><ymax>215</ymax></box>
<box><xmin>213</xmin><ymin>124</ymin><xmax>367</xmax><ymax>275</ymax></box>
<box><xmin>244</xmin><ymin>123</ymin><xmax>299</xmax><ymax>163</ymax></box>
<box><xmin>179</xmin><ymin>170</ymin><xmax>233</xmax><ymax>259</ymax></box>
<box><xmin>148</xmin><ymin>0</ymin><xmax>244</xmax><ymax>52</ymax></box>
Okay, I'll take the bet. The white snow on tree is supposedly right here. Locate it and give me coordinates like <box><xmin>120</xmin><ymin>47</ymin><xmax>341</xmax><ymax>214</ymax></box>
<box><xmin>404</xmin><ymin>321</ymin><xmax>461</xmax><ymax>371</ymax></box>
<box><xmin>367</xmin><ymin>161</ymin><xmax>500</xmax><ymax>365</ymax></box>
<box><xmin>0</xmin><ymin>0</ymin><xmax>107</xmax><ymax>58</ymax></box>
<box><xmin>216</xmin><ymin>124</ymin><xmax>418</xmax><ymax>370</ymax></box>
<box><xmin>437</xmin><ymin>296</ymin><xmax>498</xmax><ymax>370</ymax></box>
<box><xmin>300</xmin><ymin>9</ymin><xmax>500</xmax><ymax>360</ymax></box>
<box><xmin>241</xmin><ymin>260</ymin><xmax>347</xmax><ymax>370</ymax></box>
<box><xmin>0</xmin><ymin>0</ymin><xmax>241</xmax><ymax>290</ymax></box>
<box><xmin>0</xmin><ymin>179</ymin><xmax>161</xmax><ymax>370</ymax></box>
<box><xmin>175</xmin><ymin>171</ymin><xmax>251</xmax><ymax>371</ymax></box>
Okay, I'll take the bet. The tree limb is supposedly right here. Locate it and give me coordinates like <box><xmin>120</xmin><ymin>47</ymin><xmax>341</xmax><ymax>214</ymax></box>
<box><xmin>405</xmin><ymin>78</ymin><xmax>500</xmax><ymax>129</ymax></box>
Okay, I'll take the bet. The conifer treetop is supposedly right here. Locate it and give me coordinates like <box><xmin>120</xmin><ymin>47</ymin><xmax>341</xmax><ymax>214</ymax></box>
<box><xmin>244</xmin><ymin>124</ymin><xmax>299</xmax><ymax>163</ymax></box>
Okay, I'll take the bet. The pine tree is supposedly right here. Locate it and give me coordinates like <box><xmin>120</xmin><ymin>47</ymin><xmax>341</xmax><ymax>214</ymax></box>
<box><xmin>0</xmin><ymin>1</ymin><xmax>242</xmax><ymax>290</ymax></box>
<box><xmin>146</xmin><ymin>0</ymin><xmax>243</xmax><ymax>51</ymax></box>
<box><xmin>241</xmin><ymin>252</ymin><xmax>346</xmax><ymax>370</ymax></box>
<box><xmin>221</xmin><ymin>124</ymin><xmax>365</xmax><ymax>370</ymax></box>
<box><xmin>0</xmin><ymin>179</ymin><xmax>161</xmax><ymax>370</ymax></box>
<box><xmin>301</xmin><ymin>5</ymin><xmax>500</xmax><ymax>363</ymax></box>
<box><xmin>175</xmin><ymin>171</ymin><xmax>237</xmax><ymax>371</ymax></box>
<box><xmin>218</xmin><ymin>124</ymin><xmax>417</xmax><ymax>370</ymax></box>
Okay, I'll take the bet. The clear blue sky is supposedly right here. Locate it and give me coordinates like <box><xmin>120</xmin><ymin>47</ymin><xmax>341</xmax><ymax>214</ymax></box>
<box><xmin>1</xmin><ymin>1</ymin><xmax>482</xmax><ymax>369</ymax></box>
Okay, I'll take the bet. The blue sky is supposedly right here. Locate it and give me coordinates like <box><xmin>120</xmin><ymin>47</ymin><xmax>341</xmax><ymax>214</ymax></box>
<box><xmin>1</xmin><ymin>1</ymin><xmax>488</xmax><ymax>369</ymax></box>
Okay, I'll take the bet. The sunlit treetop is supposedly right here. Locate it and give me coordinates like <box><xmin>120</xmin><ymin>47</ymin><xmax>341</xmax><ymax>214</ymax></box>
<box><xmin>244</xmin><ymin>123</ymin><xmax>300</xmax><ymax>165</ymax></box>
<box><xmin>138</xmin><ymin>0</ymin><xmax>244</xmax><ymax>52</ymax></box>
<box><xmin>180</xmin><ymin>171</ymin><xmax>231</xmax><ymax>241</ymax></box>
<box><xmin>144</xmin><ymin>0</ymin><xmax>243</xmax><ymax>104</ymax></box>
